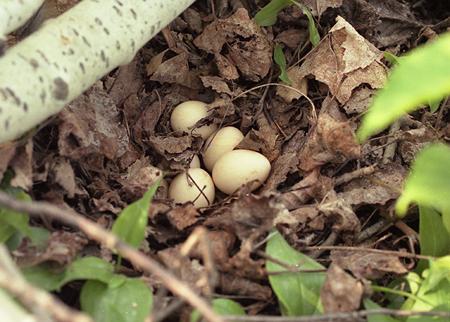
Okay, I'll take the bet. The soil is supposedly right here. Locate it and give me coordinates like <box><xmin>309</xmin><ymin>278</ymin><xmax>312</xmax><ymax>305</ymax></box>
<box><xmin>1</xmin><ymin>0</ymin><xmax>450</xmax><ymax>321</ymax></box>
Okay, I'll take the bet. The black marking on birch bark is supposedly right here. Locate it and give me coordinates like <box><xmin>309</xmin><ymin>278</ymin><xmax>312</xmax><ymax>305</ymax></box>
<box><xmin>150</xmin><ymin>25</ymin><xmax>155</xmax><ymax>34</ymax></box>
<box><xmin>82</xmin><ymin>36</ymin><xmax>91</xmax><ymax>47</ymax></box>
<box><xmin>103</xmin><ymin>27</ymin><xmax>110</xmax><ymax>35</ymax></box>
<box><xmin>5</xmin><ymin>88</ymin><xmax>21</xmax><ymax>106</ymax></box>
<box><xmin>29</xmin><ymin>59</ymin><xmax>39</xmax><ymax>70</ymax></box>
<box><xmin>37</xmin><ymin>50</ymin><xmax>50</xmax><ymax>64</ymax></box>
<box><xmin>79</xmin><ymin>62</ymin><xmax>86</xmax><ymax>73</ymax></box>
<box><xmin>115</xmin><ymin>0</ymin><xmax>124</xmax><ymax>6</ymax></box>
<box><xmin>112</xmin><ymin>6</ymin><xmax>122</xmax><ymax>16</ymax></box>
<box><xmin>39</xmin><ymin>76</ymin><xmax>44</xmax><ymax>83</ymax></box>
<box><xmin>94</xmin><ymin>17</ymin><xmax>103</xmax><ymax>26</ymax></box>
<box><xmin>130</xmin><ymin>9</ymin><xmax>137</xmax><ymax>20</ymax></box>
<box><xmin>72</xmin><ymin>28</ymin><xmax>79</xmax><ymax>36</ymax></box>
<box><xmin>52</xmin><ymin>78</ymin><xmax>69</xmax><ymax>101</ymax></box>
<box><xmin>40</xmin><ymin>90</ymin><xmax>46</xmax><ymax>104</ymax></box>
<box><xmin>68</xmin><ymin>48</ymin><xmax>75</xmax><ymax>55</ymax></box>
<box><xmin>0</xmin><ymin>89</ymin><xmax>6</xmax><ymax>100</ymax></box>
<box><xmin>116</xmin><ymin>41</ymin><xmax>121</xmax><ymax>50</ymax></box>
<box><xmin>23</xmin><ymin>103</ymin><xmax>28</xmax><ymax>112</ymax></box>
<box><xmin>4</xmin><ymin>119</ymin><xmax>10</xmax><ymax>130</ymax></box>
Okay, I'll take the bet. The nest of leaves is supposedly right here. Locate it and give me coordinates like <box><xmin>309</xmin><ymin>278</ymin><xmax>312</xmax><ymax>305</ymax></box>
<box><xmin>1</xmin><ymin>0</ymin><xmax>449</xmax><ymax>320</ymax></box>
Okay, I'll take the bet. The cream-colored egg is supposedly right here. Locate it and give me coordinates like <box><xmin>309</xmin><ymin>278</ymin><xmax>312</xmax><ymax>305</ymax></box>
<box><xmin>170</xmin><ymin>100</ymin><xmax>217</xmax><ymax>139</ymax></box>
<box><xmin>169</xmin><ymin>168</ymin><xmax>215</xmax><ymax>208</ymax></box>
<box><xmin>212</xmin><ymin>149</ymin><xmax>271</xmax><ymax>195</ymax></box>
<box><xmin>202</xmin><ymin>127</ymin><xmax>244</xmax><ymax>171</ymax></box>
<box><xmin>189</xmin><ymin>155</ymin><xmax>201</xmax><ymax>168</ymax></box>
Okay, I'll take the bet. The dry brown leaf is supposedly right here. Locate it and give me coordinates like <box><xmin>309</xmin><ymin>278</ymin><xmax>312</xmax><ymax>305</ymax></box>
<box><xmin>194</xmin><ymin>8</ymin><xmax>272</xmax><ymax>81</ymax></box>
<box><xmin>338</xmin><ymin>163</ymin><xmax>406</xmax><ymax>206</ymax></box>
<box><xmin>276</xmin><ymin>66</ymin><xmax>309</xmax><ymax>103</ymax></box>
<box><xmin>321</xmin><ymin>263</ymin><xmax>364</xmax><ymax>314</ymax></box>
<box><xmin>331</xmin><ymin>250</ymin><xmax>408</xmax><ymax>279</ymax></box>
<box><xmin>9</xmin><ymin>140</ymin><xmax>33</xmax><ymax>190</ymax></box>
<box><xmin>166</xmin><ymin>204</ymin><xmax>200</xmax><ymax>231</ymax></box>
<box><xmin>200</xmin><ymin>76</ymin><xmax>233</xmax><ymax>95</ymax></box>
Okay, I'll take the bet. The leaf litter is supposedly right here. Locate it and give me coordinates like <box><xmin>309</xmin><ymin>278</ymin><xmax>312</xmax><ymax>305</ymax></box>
<box><xmin>0</xmin><ymin>0</ymin><xmax>448</xmax><ymax>320</ymax></box>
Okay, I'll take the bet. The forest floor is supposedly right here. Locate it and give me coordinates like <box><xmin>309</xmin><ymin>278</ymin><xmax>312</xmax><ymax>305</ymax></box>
<box><xmin>1</xmin><ymin>0</ymin><xmax>450</xmax><ymax>321</ymax></box>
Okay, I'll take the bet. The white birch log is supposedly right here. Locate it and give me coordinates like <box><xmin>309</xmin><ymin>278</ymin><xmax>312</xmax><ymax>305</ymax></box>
<box><xmin>0</xmin><ymin>0</ymin><xmax>195</xmax><ymax>143</ymax></box>
<box><xmin>0</xmin><ymin>0</ymin><xmax>45</xmax><ymax>37</ymax></box>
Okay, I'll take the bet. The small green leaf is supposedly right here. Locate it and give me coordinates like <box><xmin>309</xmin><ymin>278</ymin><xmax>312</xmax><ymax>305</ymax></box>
<box><xmin>419</xmin><ymin>206</ymin><xmax>450</xmax><ymax>258</ymax></box>
<box><xmin>291</xmin><ymin>2</ymin><xmax>320</xmax><ymax>46</ymax></box>
<box><xmin>396</xmin><ymin>143</ymin><xmax>450</xmax><ymax>217</ymax></box>
<box><xmin>190</xmin><ymin>299</ymin><xmax>245</xmax><ymax>322</ymax></box>
<box><xmin>274</xmin><ymin>44</ymin><xmax>291</xmax><ymax>85</ymax></box>
<box><xmin>254</xmin><ymin>0</ymin><xmax>291</xmax><ymax>26</ymax></box>
<box><xmin>428</xmin><ymin>97</ymin><xmax>443</xmax><ymax>113</ymax></box>
<box><xmin>112</xmin><ymin>183</ymin><xmax>159</xmax><ymax>248</ymax></box>
<box><xmin>23</xmin><ymin>257</ymin><xmax>115</xmax><ymax>291</ymax></box>
<box><xmin>266</xmin><ymin>231</ymin><xmax>325</xmax><ymax>316</ymax></box>
<box><xmin>62</xmin><ymin>257</ymin><xmax>116</xmax><ymax>286</ymax></box>
<box><xmin>420</xmin><ymin>256</ymin><xmax>450</xmax><ymax>295</ymax></box>
<box><xmin>383</xmin><ymin>51</ymin><xmax>400</xmax><ymax>65</ymax></box>
<box><xmin>0</xmin><ymin>189</ymin><xmax>32</xmax><ymax>241</ymax></box>
<box><xmin>357</xmin><ymin>33</ymin><xmax>450</xmax><ymax>141</ymax></box>
<box><xmin>22</xmin><ymin>264</ymin><xmax>65</xmax><ymax>291</ymax></box>
<box><xmin>80</xmin><ymin>278</ymin><xmax>153</xmax><ymax>322</ymax></box>
<box><xmin>364</xmin><ymin>299</ymin><xmax>400</xmax><ymax>322</ymax></box>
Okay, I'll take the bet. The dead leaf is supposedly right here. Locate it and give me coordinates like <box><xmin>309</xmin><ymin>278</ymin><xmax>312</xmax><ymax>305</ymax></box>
<box><xmin>9</xmin><ymin>140</ymin><xmax>33</xmax><ymax>190</ymax></box>
<box><xmin>52</xmin><ymin>157</ymin><xmax>76</xmax><ymax>198</ymax></box>
<box><xmin>215</xmin><ymin>53</ymin><xmax>240</xmax><ymax>80</ymax></box>
<box><xmin>166</xmin><ymin>204</ymin><xmax>200</xmax><ymax>231</ymax></box>
<box><xmin>321</xmin><ymin>263</ymin><xmax>364</xmax><ymax>313</ymax></box>
<box><xmin>338</xmin><ymin>163</ymin><xmax>406</xmax><ymax>206</ymax></box>
<box><xmin>275</xmin><ymin>29</ymin><xmax>307</xmax><ymax>49</ymax></box>
<box><xmin>0</xmin><ymin>144</ymin><xmax>16</xmax><ymax>182</ymax></box>
<box><xmin>331</xmin><ymin>250</ymin><xmax>408</xmax><ymax>279</ymax></box>
<box><xmin>200</xmin><ymin>76</ymin><xmax>232</xmax><ymax>95</ymax></box>
<box><xmin>194</xmin><ymin>8</ymin><xmax>272</xmax><ymax>81</ymax></box>
<box><xmin>298</xmin><ymin>98</ymin><xmax>360</xmax><ymax>172</ymax></box>
<box><xmin>276</xmin><ymin>66</ymin><xmax>309</xmax><ymax>103</ymax></box>
<box><xmin>219</xmin><ymin>273</ymin><xmax>272</xmax><ymax>300</ymax></box>
<box><xmin>14</xmin><ymin>232</ymin><xmax>88</xmax><ymax>268</ymax></box>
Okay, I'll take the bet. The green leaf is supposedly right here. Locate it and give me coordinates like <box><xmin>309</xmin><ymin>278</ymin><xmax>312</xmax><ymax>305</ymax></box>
<box><xmin>418</xmin><ymin>206</ymin><xmax>450</xmax><ymax>258</ymax></box>
<box><xmin>420</xmin><ymin>256</ymin><xmax>450</xmax><ymax>295</ymax></box>
<box><xmin>290</xmin><ymin>2</ymin><xmax>320</xmax><ymax>46</ymax></box>
<box><xmin>396</xmin><ymin>143</ymin><xmax>450</xmax><ymax>217</ymax></box>
<box><xmin>383</xmin><ymin>51</ymin><xmax>400</xmax><ymax>65</ymax></box>
<box><xmin>274</xmin><ymin>44</ymin><xmax>291</xmax><ymax>85</ymax></box>
<box><xmin>112</xmin><ymin>183</ymin><xmax>159</xmax><ymax>248</ymax></box>
<box><xmin>428</xmin><ymin>97</ymin><xmax>443</xmax><ymax>113</ymax></box>
<box><xmin>266</xmin><ymin>231</ymin><xmax>325</xmax><ymax>316</ymax></box>
<box><xmin>190</xmin><ymin>298</ymin><xmax>245</xmax><ymax>322</ymax></box>
<box><xmin>80</xmin><ymin>278</ymin><xmax>153</xmax><ymax>322</ymax></box>
<box><xmin>0</xmin><ymin>189</ymin><xmax>32</xmax><ymax>242</ymax></box>
<box><xmin>23</xmin><ymin>257</ymin><xmax>116</xmax><ymax>291</ymax></box>
<box><xmin>254</xmin><ymin>0</ymin><xmax>291</xmax><ymax>26</ymax></box>
<box><xmin>357</xmin><ymin>33</ymin><xmax>450</xmax><ymax>141</ymax></box>
<box><xmin>364</xmin><ymin>299</ymin><xmax>400</xmax><ymax>322</ymax></box>
<box><xmin>22</xmin><ymin>264</ymin><xmax>65</xmax><ymax>291</ymax></box>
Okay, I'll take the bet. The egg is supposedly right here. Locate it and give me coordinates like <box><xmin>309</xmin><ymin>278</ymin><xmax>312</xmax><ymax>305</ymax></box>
<box><xmin>170</xmin><ymin>100</ymin><xmax>217</xmax><ymax>139</ymax></box>
<box><xmin>202</xmin><ymin>126</ymin><xmax>244</xmax><ymax>171</ymax></box>
<box><xmin>212</xmin><ymin>149</ymin><xmax>271</xmax><ymax>195</ymax></box>
<box><xmin>189</xmin><ymin>155</ymin><xmax>201</xmax><ymax>168</ymax></box>
<box><xmin>169</xmin><ymin>168</ymin><xmax>215</xmax><ymax>208</ymax></box>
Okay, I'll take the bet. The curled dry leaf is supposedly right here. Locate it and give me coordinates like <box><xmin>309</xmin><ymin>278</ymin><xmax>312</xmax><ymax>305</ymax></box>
<box><xmin>276</xmin><ymin>66</ymin><xmax>309</xmax><ymax>103</ymax></box>
<box><xmin>330</xmin><ymin>250</ymin><xmax>408</xmax><ymax>280</ymax></box>
<box><xmin>200</xmin><ymin>76</ymin><xmax>233</xmax><ymax>95</ymax></box>
<box><xmin>14</xmin><ymin>232</ymin><xmax>88</xmax><ymax>268</ymax></box>
<box><xmin>338</xmin><ymin>163</ymin><xmax>407</xmax><ymax>206</ymax></box>
<box><xmin>166</xmin><ymin>203</ymin><xmax>200</xmax><ymax>231</ymax></box>
<box><xmin>278</xmin><ymin>16</ymin><xmax>386</xmax><ymax>105</ymax></box>
<box><xmin>321</xmin><ymin>263</ymin><xmax>364</xmax><ymax>313</ymax></box>
<box><xmin>219</xmin><ymin>273</ymin><xmax>272</xmax><ymax>301</ymax></box>
<box><xmin>275</xmin><ymin>29</ymin><xmax>307</xmax><ymax>49</ymax></box>
<box><xmin>150</xmin><ymin>52</ymin><xmax>201</xmax><ymax>89</ymax></box>
<box><xmin>9</xmin><ymin>140</ymin><xmax>33</xmax><ymax>190</ymax></box>
<box><xmin>194</xmin><ymin>8</ymin><xmax>272</xmax><ymax>81</ymax></box>
<box><xmin>51</xmin><ymin>157</ymin><xmax>77</xmax><ymax>198</ymax></box>
<box><xmin>58</xmin><ymin>83</ymin><xmax>132</xmax><ymax>164</ymax></box>
<box><xmin>298</xmin><ymin>98</ymin><xmax>360</xmax><ymax>172</ymax></box>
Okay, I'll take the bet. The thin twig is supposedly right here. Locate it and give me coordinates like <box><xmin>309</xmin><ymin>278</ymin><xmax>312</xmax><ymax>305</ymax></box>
<box><xmin>0</xmin><ymin>191</ymin><xmax>223</xmax><ymax>322</ymax></box>
<box><xmin>335</xmin><ymin>165</ymin><xmax>377</xmax><ymax>186</ymax></box>
<box><xmin>223</xmin><ymin>308</ymin><xmax>450</xmax><ymax>321</ymax></box>
<box><xmin>0</xmin><ymin>245</ymin><xmax>92</xmax><ymax>322</ymax></box>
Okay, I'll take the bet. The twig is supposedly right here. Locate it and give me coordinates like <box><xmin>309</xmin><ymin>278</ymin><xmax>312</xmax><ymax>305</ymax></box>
<box><xmin>302</xmin><ymin>245</ymin><xmax>433</xmax><ymax>260</ymax></box>
<box><xmin>0</xmin><ymin>245</ymin><xmax>91</xmax><ymax>322</ymax></box>
<box><xmin>383</xmin><ymin>120</ymin><xmax>401</xmax><ymax>164</ymax></box>
<box><xmin>223</xmin><ymin>308</ymin><xmax>450</xmax><ymax>321</ymax></box>
<box><xmin>0</xmin><ymin>191</ymin><xmax>223</xmax><ymax>322</ymax></box>
<box><xmin>335</xmin><ymin>165</ymin><xmax>377</xmax><ymax>186</ymax></box>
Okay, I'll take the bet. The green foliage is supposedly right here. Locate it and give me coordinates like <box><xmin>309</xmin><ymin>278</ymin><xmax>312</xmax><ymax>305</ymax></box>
<box><xmin>364</xmin><ymin>299</ymin><xmax>400</xmax><ymax>322</ymax></box>
<box><xmin>112</xmin><ymin>183</ymin><xmax>159</xmax><ymax>249</ymax></box>
<box><xmin>265</xmin><ymin>231</ymin><xmax>325</xmax><ymax>316</ymax></box>
<box><xmin>190</xmin><ymin>298</ymin><xmax>246</xmax><ymax>322</ymax></box>
<box><xmin>255</xmin><ymin>0</ymin><xmax>320</xmax><ymax>46</ymax></box>
<box><xmin>274</xmin><ymin>44</ymin><xmax>291</xmax><ymax>84</ymax></box>
<box><xmin>395</xmin><ymin>144</ymin><xmax>450</xmax><ymax>221</ymax></box>
<box><xmin>254</xmin><ymin>0</ymin><xmax>290</xmax><ymax>26</ymax></box>
<box><xmin>402</xmin><ymin>256</ymin><xmax>450</xmax><ymax>321</ymax></box>
<box><xmin>357</xmin><ymin>33</ymin><xmax>450</xmax><ymax>141</ymax></box>
<box><xmin>23</xmin><ymin>256</ymin><xmax>117</xmax><ymax>291</ymax></box>
<box><xmin>418</xmin><ymin>206</ymin><xmax>450</xmax><ymax>258</ymax></box>
<box><xmin>80</xmin><ymin>278</ymin><xmax>152</xmax><ymax>322</ymax></box>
